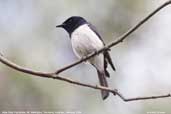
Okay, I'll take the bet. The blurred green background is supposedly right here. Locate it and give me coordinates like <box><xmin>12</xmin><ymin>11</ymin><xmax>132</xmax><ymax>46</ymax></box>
<box><xmin>0</xmin><ymin>0</ymin><xmax>171</xmax><ymax>114</ymax></box>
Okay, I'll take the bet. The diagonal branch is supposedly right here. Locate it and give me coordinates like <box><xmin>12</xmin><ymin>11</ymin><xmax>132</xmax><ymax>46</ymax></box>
<box><xmin>0</xmin><ymin>54</ymin><xmax>170</xmax><ymax>102</ymax></box>
<box><xmin>55</xmin><ymin>0</ymin><xmax>171</xmax><ymax>74</ymax></box>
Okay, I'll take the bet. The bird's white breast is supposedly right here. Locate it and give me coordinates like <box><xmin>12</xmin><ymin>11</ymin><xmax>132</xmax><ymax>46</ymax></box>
<box><xmin>71</xmin><ymin>24</ymin><xmax>104</xmax><ymax>58</ymax></box>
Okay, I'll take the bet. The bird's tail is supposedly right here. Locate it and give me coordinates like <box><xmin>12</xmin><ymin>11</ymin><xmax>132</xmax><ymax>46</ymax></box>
<box><xmin>97</xmin><ymin>70</ymin><xmax>109</xmax><ymax>100</ymax></box>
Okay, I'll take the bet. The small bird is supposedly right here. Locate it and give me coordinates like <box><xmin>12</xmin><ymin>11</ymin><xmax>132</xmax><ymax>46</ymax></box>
<box><xmin>56</xmin><ymin>16</ymin><xmax>115</xmax><ymax>100</ymax></box>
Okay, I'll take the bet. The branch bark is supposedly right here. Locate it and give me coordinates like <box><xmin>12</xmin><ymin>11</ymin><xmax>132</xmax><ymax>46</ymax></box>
<box><xmin>0</xmin><ymin>0</ymin><xmax>171</xmax><ymax>102</ymax></box>
<box><xmin>0</xmin><ymin>54</ymin><xmax>171</xmax><ymax>102</ymax></box>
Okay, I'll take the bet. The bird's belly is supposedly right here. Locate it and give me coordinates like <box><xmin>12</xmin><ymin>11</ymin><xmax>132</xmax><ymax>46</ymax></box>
<box><xmin>71</xmin><ymin>36</ymin><xmax>103</xmax><ymax>59</ymax></box>
<box><xmin>71</xmin><ymin>38</ymin><xmax>93</xmax><ymax>58</ymax></box>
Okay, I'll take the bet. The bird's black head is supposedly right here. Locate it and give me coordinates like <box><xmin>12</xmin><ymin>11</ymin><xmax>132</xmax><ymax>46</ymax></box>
<box><xmin>56</xmin><ymin>16</ymin><xmax>87</xmax><ymax>35</ymax></box>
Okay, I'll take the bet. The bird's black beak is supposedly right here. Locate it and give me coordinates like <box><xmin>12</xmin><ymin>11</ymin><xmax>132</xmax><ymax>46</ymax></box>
<box><xmin>56</xmin><ymin>24</ymin><xmax>65</xmax><ymax>28</ymax></box>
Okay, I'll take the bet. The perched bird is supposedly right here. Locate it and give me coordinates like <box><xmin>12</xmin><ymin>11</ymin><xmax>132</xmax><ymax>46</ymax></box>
<box><xmin>56</xmin><ymin>16</ymin><xmax>115</xmax><ymax>100</ymax></box>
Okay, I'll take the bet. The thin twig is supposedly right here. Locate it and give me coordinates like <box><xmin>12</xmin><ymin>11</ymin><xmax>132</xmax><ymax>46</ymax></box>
<box><xmin>0</xmin><ymin>0</ymin><xmax>171</xmax><ymax>102</ymax></box>
<box><xmin>55</xmin><ymin>0</ymin><xmax>171</xmax><ymax>74</ymax></box>
<box><xmin>123</xmin><ymin>94</ymin><xmax>171</xmax><ymax>102</ymax></box>
<box><xmin>115</xmin><ymin>90</ymin><xmax>171</xmax><ymax>102</ymax></box>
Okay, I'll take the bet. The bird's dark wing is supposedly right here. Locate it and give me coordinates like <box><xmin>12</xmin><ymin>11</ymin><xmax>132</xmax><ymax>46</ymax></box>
<box><xmin>88</xmin><ymin>23</ymin><xmax>116</xmax><ymax>76</ymax></box>
<box><xmin>88</xmin><ymin>23</ymin><xmax>105</xmax><ymax>44</ymax></box>
<box><xmin>104</xmin><ymin>56</ymin><xmax>110</xmax><ymax>77</ymax></box>
<box><xmin>104</xmin><ymin>51</ymin><xmax>116</xmax><ymax>71</ymax></box>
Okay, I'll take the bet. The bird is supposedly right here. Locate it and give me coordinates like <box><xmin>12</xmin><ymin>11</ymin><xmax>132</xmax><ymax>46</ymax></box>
<box><xmin>56</xmin><ymin>16</ymin><xmax>115</xmax><ymax>100</ymax></box>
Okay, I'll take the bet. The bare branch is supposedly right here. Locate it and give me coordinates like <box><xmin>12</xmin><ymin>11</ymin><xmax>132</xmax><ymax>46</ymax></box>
<box><xmin>115</xmin><ymin>91</ymin><xmax>171</xmax><ymax>102</ymax></box>
<box><xmin>123</xmin><ymin>94</ymin><xmax>171</xmax><ymax>102</ymax></box>
<box><xmin>0</xmin><ymin>0</ymin><xmax>171</xmax><ymax>102</ymax></box>
<box><xmin>0</xmin><ymin>50</ymin><xmax>171</xmax><ymax>102</ymax></box>
<box><xmin>55</xmin><ymin>0</ymin><xmax>171</xmax><ymax>74</ymax></box>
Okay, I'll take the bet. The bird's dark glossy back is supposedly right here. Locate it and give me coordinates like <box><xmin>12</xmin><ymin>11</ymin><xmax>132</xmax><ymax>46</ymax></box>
<box><xmin>57</xmin><ymin>16</ymin><xmax>87</xmax><ymax>35</ymax></box>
